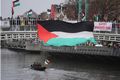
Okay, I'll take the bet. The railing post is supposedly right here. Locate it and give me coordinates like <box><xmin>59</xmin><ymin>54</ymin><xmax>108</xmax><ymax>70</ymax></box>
<box><xmin>115</xmin><ymin>23</ymin><xmax>118</xmax><ymax>34</ymax></box>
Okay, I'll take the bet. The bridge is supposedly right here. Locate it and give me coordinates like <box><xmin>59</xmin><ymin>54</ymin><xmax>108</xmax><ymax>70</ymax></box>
<box><xmin>0</xmin><ymin>19</ymin><xmax>120</xmax><ymax>57</ymax></box>
<box><xmin>1</xmin><ymin>31</ymin><xmax>120</xmax><ymax>42</ymax></box>
<box><xmin>1</xmin><ymin>31</ymin><xmax>120</xmax><ymax>57</ymax></box>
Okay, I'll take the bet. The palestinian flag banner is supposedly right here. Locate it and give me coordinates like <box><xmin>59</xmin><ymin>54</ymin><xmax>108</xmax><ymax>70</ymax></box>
<box><xmin>12</xmin><ymin>0</ymin><xmax>20</xmax><ymax>15</ymax></box>
<box><xmin>37</xmin><ymin>20</ymin><xmax>96</xmax><ymax>46</ymax></box>
<box><xmin>27</xmin><ymin>10</ymin><xmax>33</xmax><ymax>17</ymax></box>
<box><xmin>13</xmin><ymin>0</ymin><xmax>20</xmax><ymax>7</ymax></box>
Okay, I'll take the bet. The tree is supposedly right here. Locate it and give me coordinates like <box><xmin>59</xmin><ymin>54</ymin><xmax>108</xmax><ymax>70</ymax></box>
<box><xmin>63</xmin><ymin>0</ymin><xmax>78</xmax><ymax>20</ymax></box>
<box><xmin>64</xmin><ymin>4</ymin><xmax>78</xmax><ymax>20</ymax></box>
<box><xmin>39</xmin><ymin>12</ymin><xmax>49</xmax><ymax>20</ymax></box>
<box><xmin>89</xmin><ymin>0</ymin><xmax>120</xmax><ymax>21</ymax></box>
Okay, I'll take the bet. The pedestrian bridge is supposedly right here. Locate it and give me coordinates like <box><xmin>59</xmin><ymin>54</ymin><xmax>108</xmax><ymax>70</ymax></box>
<box><xmin>1</xmin><ymin>31</ymin><xmax>120</xmax><ymax>42</ymax></box>
<box><xmin>1</xmin><ymin>19</ymin><xmax>120</xmax><ymax>57</ymax></box>
<box><xmin>1</xmin><ymin>31</ymin><xmax>120</xmax><ymax>57</ymax></box>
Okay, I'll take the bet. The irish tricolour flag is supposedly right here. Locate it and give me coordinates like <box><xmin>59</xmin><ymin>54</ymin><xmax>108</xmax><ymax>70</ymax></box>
<box><xmin>37</xmin><ymin>20</ymin><xmax>96</xmax><ymax>46</ymax></box>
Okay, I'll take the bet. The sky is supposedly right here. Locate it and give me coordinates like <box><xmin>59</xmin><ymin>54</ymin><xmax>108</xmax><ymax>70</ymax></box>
<box><xmin>0</xmin><ymin>0</ymin><xmax>1</xmax><ymax>17</ymax></box>
<box><xmin>1</xmin><ymin>0</ymin><xmax>64</xmax><ymax>18</ymax></box>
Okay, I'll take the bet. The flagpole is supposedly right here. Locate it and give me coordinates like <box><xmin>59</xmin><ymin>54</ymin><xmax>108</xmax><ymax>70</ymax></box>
<box><xmin>11</xmin><ymin>0</ymin><xmax>20</xmax><ymax>18</ymax></box>
<box><xmin>11</xmin><ymin>11</ymin><xmax>13</xmax><ymax>18</ymax></box>
<box><xmin>11</xmin><ymin>0</ymin><xmax>14</xmax><ymax>18</ymax></box>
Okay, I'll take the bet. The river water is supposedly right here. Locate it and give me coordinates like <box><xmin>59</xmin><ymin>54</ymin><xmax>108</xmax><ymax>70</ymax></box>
<box><xmin>1</xmin><ymin>48</ymin><xmax>120</xmax><ymax>80</ymax></box>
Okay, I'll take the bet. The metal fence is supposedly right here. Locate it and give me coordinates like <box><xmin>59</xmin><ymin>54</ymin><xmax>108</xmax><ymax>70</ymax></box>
<box><xmin>9</xmin><ymin>18</ymin><xmax>39</xmax><ymax>31</ymax></box>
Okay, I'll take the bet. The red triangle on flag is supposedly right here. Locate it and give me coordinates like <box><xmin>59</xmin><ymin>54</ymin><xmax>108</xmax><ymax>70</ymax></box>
<box><xmin>37</xmin><ymin>24</ymin><xmax>58</xmax><ymax>43</ymax></box>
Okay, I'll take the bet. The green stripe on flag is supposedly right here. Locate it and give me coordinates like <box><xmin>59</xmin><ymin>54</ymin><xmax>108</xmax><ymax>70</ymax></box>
<box><xmin>28</xmin><ymin>14</ymin><xmax>32</xmax><ymax>17</ymax></box>
<box><xmin>44</xmin><ymin>37</ymin><xmax>97</xmax><ymax>46</ymax></box>
<box><xmin>27</xmin><ymin>12</ymin><xmax>32</xmax><ymax>17</ymax></box>
<box><xmin>14</xmin><ymin>3</ymin><xmax>20</xmax><ymax>7</ymax></box>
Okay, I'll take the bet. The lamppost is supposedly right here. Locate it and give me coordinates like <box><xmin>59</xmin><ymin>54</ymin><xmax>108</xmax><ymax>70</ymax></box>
<box><xmin>85</xmin><ymin>0</ymin><xmax>89</xmax><ymax>21</ymax></box>
<box><xmin>77</xmin><ymin>0</ymin><xmax>82</xmax><ymax>22</ymax></box>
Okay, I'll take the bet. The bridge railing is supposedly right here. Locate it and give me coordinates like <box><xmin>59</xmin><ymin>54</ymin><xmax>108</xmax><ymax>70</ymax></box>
<box><xmin>93</xmin><ymin>33</ymin><xmax>120</xmax><ymax>42</ymax></box>
<box><xmin>1</xmin><ymin>31</ymin><xmax>120</xmax><ymax>43</ymax></box>
<box><xmin>0</xmin><ymin>31</ymin><xmax>37</xmax><ymax>40</ymax></box>
<box><xmin>1</xmin><ymin>18</ymin><xmax>40</xmax><ymax>31</ymax></box>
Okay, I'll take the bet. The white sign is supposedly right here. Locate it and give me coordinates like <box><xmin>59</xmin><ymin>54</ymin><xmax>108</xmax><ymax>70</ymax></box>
<box><xmin>1</xmin><ymin>20</ymin><xmax>10</xmax><ymax>28</ymax></box>
<box><xmin>94</xmin><ymin>22</ymin><xmax>112</xmax><ymax>31</ymax></box>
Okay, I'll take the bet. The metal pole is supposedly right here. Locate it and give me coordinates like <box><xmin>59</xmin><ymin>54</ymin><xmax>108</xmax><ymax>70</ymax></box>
<box><xmin>85</xmin><ymin>0</ymin><xmax>89</xmax><ymax>21</ymax></box>
<box><xmin>77</xmin><ymin>0</ymin><xmax>82</xmax><ymax>22</ymax></box>
<box><xmin>115</xmin><ymin>23</ymin><xmax>118</xmax><ymax>34</ymax></box>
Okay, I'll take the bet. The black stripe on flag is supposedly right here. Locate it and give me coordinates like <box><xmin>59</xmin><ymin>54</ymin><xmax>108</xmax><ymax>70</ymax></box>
<box><xmin>13</xmin><ymin>0</ymin><xmax>19</xmax><ymax>3</ymax></box>
<box><xmin>37</xmin><ymin>20</ymin><xmax>94</xmax><ymax>33</ymax></box>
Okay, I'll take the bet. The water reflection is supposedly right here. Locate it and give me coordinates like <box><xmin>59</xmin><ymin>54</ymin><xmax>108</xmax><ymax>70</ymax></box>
<box><xmin>1</xmin><ymin>49</ymin><xmax>120</xmax><ymax>80</ymax></box>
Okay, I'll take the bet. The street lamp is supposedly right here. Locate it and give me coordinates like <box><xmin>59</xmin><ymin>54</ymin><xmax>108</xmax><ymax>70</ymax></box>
<box><xmin>85</xmin><ymin>0</ymin><xmax>89</xmax><ymax>21</ymax></box>
<box><xmin>77</xmin><ymin>0</ymin><xmax>82</xmax><ymax>22</ymax></box>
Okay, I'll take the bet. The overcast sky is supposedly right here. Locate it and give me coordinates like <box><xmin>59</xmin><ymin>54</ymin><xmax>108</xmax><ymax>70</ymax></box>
<box><xmin>1</xmin><ymin>0</ymin><xmax>64</xmax><ymax>18</ymax></box>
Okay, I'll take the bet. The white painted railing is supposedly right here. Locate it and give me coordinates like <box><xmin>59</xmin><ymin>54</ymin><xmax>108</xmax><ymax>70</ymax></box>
<box><xmin>1</xmin><ymin>31</ymin><xmax>120</xmax><ymax>42</ymax></box>
<box><xmin>0</xmin><ymin>31</ymin><xmax>37</xmax><ymax>40</ymax></box>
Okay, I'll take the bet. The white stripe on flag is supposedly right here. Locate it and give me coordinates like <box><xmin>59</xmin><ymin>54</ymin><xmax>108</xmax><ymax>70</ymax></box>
<box><xmin>52</xmin><ymin>31</ymin><xmax>94</xmax><ymax>38</ymax></box>
<box><xmin>44</xmin><ymin>59</ymin><xmax>50</xmax><ymax>65</ymax></box>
